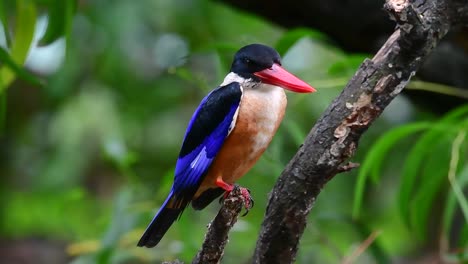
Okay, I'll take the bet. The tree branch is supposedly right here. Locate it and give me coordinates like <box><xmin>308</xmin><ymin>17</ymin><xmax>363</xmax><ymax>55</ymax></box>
<box><xmin>252</xmin><ymin>0</ymin><xmax>465</xmax><ymax>263</ymax></box>
<box><xmin>192</xmin><ymin>186</ymin><xmax>244</xmax><ymax>264</ymax></box>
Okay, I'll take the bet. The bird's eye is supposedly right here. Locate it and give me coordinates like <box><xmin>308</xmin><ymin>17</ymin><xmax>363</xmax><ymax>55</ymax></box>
<box><xmin>244</xmin><ymin>58</ymin><xmax>251</xmax><ymax>64</ymax></box>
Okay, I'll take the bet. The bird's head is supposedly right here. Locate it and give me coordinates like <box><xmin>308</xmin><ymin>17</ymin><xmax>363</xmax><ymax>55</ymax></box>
<box><xmin>229</xmin><ymin>44</ymin><xmax>316</xmax><ymax>93</ymax></box>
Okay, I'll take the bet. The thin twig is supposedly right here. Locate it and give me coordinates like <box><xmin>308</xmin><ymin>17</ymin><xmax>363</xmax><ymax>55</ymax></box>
<box><xmin>192</xmin><ymin>186</ymin><xmax>244</xmax><ymax>264</ymax></box>
<box><xmin>341</xmin><ymin>230</ymin><xmax>382</xmax><ymax>264</ymax></box>
<box><xmin>406</xmin><ymin>80</ymin><xmax>468</xmax><ymax>99</ymax></box>
<box><xmin>337</xmin><ymin>162</ymin><xmax>360</xmax><ymax>173</ymax></box>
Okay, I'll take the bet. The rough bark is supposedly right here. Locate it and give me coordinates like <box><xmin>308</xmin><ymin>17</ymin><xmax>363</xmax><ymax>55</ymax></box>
<box><xmin>192</xmin><ymin>186</ymin><xmax>245</xmax><ymax>264</ymax></box>
<box><xmin>252</xmin><ymin>0</ymin><xmax>467</xmax><ymax>263</ymax></box>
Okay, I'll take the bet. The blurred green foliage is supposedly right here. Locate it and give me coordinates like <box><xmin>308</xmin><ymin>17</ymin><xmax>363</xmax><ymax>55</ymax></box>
<box><xmin>0</xmin><ymin>0</ymin><xmax>467</xmax><ymax>263</ymax></box>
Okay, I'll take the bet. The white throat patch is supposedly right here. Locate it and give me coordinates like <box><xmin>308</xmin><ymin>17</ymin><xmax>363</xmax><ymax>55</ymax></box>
<box><xmin>220</xmin><ymin>72</ymin><xmax>256</xmax><ymax>89</ymax></box>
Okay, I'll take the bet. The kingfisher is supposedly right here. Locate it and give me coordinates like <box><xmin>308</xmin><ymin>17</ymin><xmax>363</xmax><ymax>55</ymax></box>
<box><xmin>138</xmin><ymin>44</ymin><xmax>315</xmax><ymax>248</ymax></box>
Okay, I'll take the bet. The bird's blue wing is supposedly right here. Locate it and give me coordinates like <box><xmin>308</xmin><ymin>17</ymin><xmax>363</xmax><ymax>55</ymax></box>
<box><xmin>171</xmin><ymin>82</ymin><xmax>242</xmax><ymax>207</ymax></box>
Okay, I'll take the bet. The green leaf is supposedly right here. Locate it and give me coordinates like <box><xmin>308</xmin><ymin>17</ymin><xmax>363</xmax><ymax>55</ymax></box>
<box><xmin>352</xmin><ymin>122</ymin><xmax>430</xmax><ymax>219</ymax></box>
<box><xmin>0</xmin><ymin>0</ymin><xmax>36</xmax><ymax>94</ymax></box>
<box><xmin>0</xmin><ymin>47</ymin><xmax>44</xmax><ymax>87</ymax></box>
<box><xmin>38</xmin><ymin>0</ymin><xmax>65</xmax><ymax>46</ymax></box>
<box><xmin>64</xmin><ymin>0</ymin><xmax>75</xmax><ymax>44</ymax></box>
<box><xmin>0</xmin><ymin>0</ymin><xmax>12</xmax><ymax>47</ymax></box>
<box><xmin>409</xmin><ymin>140</ymin><xmax>451</xmax><ymax>239</ymax></box>
<box><xmin>369</xmin><ymin>123</ymin><xmax>432</xmax><ymax>183</ymax></box>
<box><xmin>275</xmin><ymin>28</ymin><xmax>328</xmax><ymax>55</ymax></box>
<box><xmin>8</xmin><ymin>0</ymin><xmax>36</xmax><ymax>64</ymax></box>
<box><xmin>399</xmin><ymin>105</ymin><xmax>468</xmax><ymax>226</ymax></box>
<box><xmin>39</xmin><ymin>0</ymin><xmax>76</xmax><ymax>46</ymax></box>
<box><xmin>443</xmin><ymin>163</ymin><xmax>468</xmax><ymax>238</ymax></box>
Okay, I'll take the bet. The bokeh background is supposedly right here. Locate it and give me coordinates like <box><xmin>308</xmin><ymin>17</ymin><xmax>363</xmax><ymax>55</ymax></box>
<box><xmin>0</xmin><ymin>0</ymin><xmax>467</xmax><ymax>263</ymax></box>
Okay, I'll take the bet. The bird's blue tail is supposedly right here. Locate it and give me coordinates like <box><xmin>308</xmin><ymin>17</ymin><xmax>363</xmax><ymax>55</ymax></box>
<box><xmin>137</xmin><ymin>191</ymin><xmax>184</xmax><ymax>248</ymax></box>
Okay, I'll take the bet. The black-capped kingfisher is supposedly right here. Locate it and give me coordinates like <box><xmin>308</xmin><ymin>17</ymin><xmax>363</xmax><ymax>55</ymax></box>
<box><xmin>138</xmin><ymin>44</ymin><xmax>316</xmax><ymax>248</ymax></box>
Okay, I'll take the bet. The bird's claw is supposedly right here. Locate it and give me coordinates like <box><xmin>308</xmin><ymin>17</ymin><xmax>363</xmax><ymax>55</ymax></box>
<box><xmin>238</xmin><ymin>186</ymin><xmax>254</xmax><ymax>216</ymax></box>
<box><xmin>218</xmin><ymin>185</ymin><xmax>254</xmax><ymax>216</ymax></box>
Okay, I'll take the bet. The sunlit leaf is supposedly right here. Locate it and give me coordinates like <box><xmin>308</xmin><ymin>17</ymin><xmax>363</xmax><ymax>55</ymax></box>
<box><xmin>352</xmin><ymin>122</ymin><xmax>430</xmax><ymax>218</ymax></box>
<box><xmin>10</xmin><ymin>0</ymin><xmax>36</xmax><ymax>62</ymax></box>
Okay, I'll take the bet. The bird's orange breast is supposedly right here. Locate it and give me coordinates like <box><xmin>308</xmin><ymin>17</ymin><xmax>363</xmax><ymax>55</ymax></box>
<box><xmin>195</xmin><ymin>85</ymin><xmax>287</xmax><ymax>197</ymax></box>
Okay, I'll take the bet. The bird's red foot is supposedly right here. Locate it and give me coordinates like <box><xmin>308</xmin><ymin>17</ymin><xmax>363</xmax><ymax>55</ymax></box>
<box><xmin>240</xmin><ymin>186</ymin><xmax>255</xmax><ymax>216</ymax></box>
<box><xmin>216</xmin><ymin>178</ymin><xmax>254</xmax><ymax>216</ymax></box>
